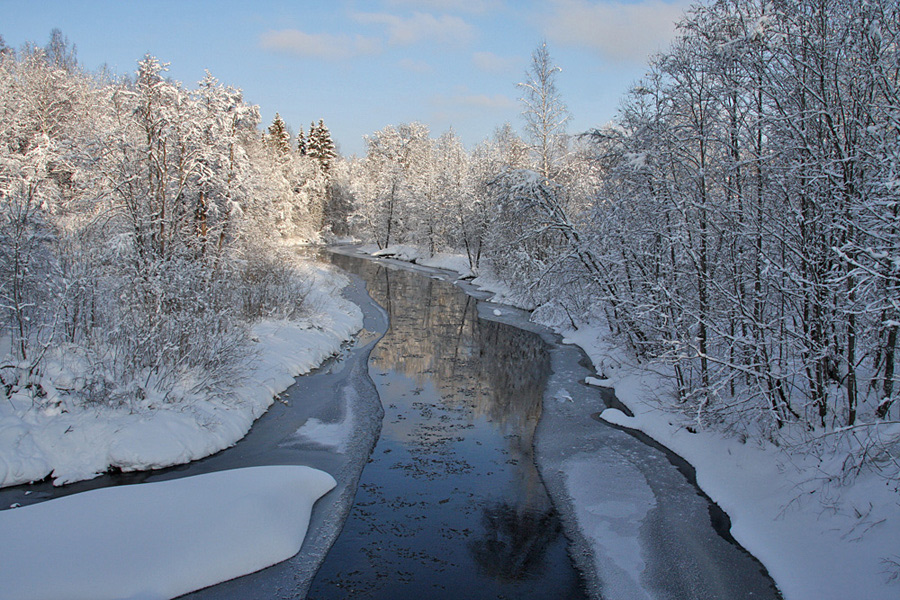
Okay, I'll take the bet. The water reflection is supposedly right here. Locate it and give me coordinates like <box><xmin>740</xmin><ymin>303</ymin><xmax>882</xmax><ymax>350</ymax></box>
<box><xmin>469</xmin><ymin>502</ymin><xmax>562</xmax><ymax>582</ymax></box>
<box><xmin>310</xmin><ymin>254</ymin><xmax>586</xmax><ymax>599</ymax></box>
<box><xmin>336</xmin><ymin>253</ymin><xmax>550</xmax><ymax>430</ymax></box>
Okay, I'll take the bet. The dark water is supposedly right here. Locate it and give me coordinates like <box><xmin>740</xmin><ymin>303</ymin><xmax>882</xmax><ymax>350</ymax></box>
<box><xmin>307</xmin><ymin>253</ymin><xmax>588</xmax><ymax>599</ymax></box>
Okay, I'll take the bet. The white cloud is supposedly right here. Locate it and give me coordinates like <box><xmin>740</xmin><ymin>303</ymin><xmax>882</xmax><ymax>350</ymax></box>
<box><xmin>353</xmin><ymin>11</ymin><xmax>475</xmax><ymax>47</ymax></box>
<box><xmin>543</xmin><ymin>0</ymin><xmax>691</xmax><ymax>62</ymax></box>
<box><xmin>259</xmin><ymin>29</ymin><xmax>381</xmax><ymax>60</ymax></box>
<box><xmin>472</xmin><ymin>51</ymin><xmax>519</xmax><ymax>75</ymax></box>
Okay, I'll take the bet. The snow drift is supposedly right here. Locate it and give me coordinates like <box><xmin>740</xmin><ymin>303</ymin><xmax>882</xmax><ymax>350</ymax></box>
<box><xmin>0</xmin><ymin>465</ymin><xmax>336</xmax><ymax>600</ymax></box>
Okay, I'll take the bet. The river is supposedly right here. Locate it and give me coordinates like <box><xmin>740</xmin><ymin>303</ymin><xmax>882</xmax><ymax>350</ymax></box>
<box><xmin>307</xmin><ymin>251</ymin><xmax>587</xmax><ymax>599</ymax></box>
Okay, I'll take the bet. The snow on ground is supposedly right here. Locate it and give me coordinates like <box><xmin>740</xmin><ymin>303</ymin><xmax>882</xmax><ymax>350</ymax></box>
<box><xmin>368</xmin><ymin>244</ymin><xmax>476</xmax><ymax>278</ymax></box>
<box><xmin>564</xmin><ymin>321</ymin><xmax>900</xmax><ymax>600</ymax></box>
<box><xmin>354</xmin><ymin>244</ymin><xmax>900</xmax><ymax>600</ymax></box>
<box><xmin>0</xmin><ymin>260</ymin><xmax>363</xmax><ymax>489</ymax></box>
<box><xmin>0</xmin><ymin>465</ymin><xmax>335</xmax><ymax>600</ymax></box>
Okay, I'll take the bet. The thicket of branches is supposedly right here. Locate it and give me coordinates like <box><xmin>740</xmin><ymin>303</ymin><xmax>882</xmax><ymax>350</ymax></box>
<box><xmin>0</xmin><ymin>34</ymin><xmax>332</xmax><ymax>409</ymax></box>
<box><xmin>585</xmin><ymin>0</ymin><xmax>900</xmax><ymax>435</ymax></box>
<box><xmin>345</xmin><ymin>0</ymin><xmax>900</xmax><ymax>469</ymax></box>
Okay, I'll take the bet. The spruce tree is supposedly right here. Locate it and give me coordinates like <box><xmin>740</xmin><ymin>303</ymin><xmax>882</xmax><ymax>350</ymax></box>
<box><xmin>307</xmin><ymin>121</ymin><xmax>319</xmax><ymax>155</ymax></box>
<box><xmin>267</xmin><ymin>112</ymin><xmax>291</xmax><ymax>155</ymax></box>
<box><xmin>297</xmin><ymin>124</ymin><xmax>307</xmax><ymax>155</ymax></box>
<box><xmin>308</xmin><ymin>118</ymin><xmax>337</xmax><ymax>171</ymax></box>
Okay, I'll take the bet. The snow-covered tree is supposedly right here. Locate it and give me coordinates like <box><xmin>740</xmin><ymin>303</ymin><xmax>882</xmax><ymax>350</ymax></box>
<box><xmin>354</xmin><ymin>122</ymin><xmax>430</xmax><ymax>248</ymax></box>
<box><xmin>308</xmin><ymin>118</ymin><xmax>337</xmax><ymax>171</ymax></box>
<box><xmin>0</xmin><ymin>37</ymin><xmax>331</xmax><ymax>413</ymax></box>
<box><xmin>44</xmin><ymin>28</ymin><xmax>77</xmax><ymax>73</ymax></box>
<box><xmin>518</xmin><ymin>42</ymin><xmax>569</xmax><ymax>182</ymax></box>
<box><xmin>296</xmin><ymin>124</ymin><xmax>307</xmax><ymax>156</ymax></box>
<box><xmin>266</xmin><ymin>112</ymin><xmax>291</xmax><ymax>156</ymax></box>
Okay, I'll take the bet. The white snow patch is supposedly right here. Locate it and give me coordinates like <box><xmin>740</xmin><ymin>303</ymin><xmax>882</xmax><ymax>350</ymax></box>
<box><xmin>290</xmin><ymin>418</ymin><xmax>349</xmax><ymax>451</ymax></box>
<box><xmin>0</xmin><ymin>465</ymin><xmax>336</xmax><ymax>600</ymax></box>
<box><xmin>556</xmin><ymin>389</ymin><xmax>573</xmax><ymax>403</ymax></box>
<box><xmin>492</xmin><ymin>308</ymin><xmax>503</xmax><ymax>316</ymax></box>
<box><xmin>288</xmin><ymin>399</ymin><xmax>354</xmax><ymax>453</ymax></box>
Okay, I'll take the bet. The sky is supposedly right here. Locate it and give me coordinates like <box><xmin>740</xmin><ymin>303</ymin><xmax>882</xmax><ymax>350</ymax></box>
<box><xmin>2</xmin><ymin>0</ymin><xmax>693</xmax><ymax>156</ymax></box>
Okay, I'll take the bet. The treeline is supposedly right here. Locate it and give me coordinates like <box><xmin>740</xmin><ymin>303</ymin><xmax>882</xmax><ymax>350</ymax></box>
<box><xmin>0</xmin><ymin>32</ymin><xmax>335</xmax><ymax>408</ymax></box>
<box><xmin>342</xmin><ymin>0</ymin><xmax>900</xmax><ymax>454</ymax></box>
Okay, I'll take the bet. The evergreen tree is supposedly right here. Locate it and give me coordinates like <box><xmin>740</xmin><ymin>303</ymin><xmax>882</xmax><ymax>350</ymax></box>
<box><xmin>308</xmin><ymin>118</ymin><xmax>337</xmax><ymax>170</ymax></box>
<box><xmin>267</xmin><ymin>112</ymin><xmax>291</xmax><ymax>155</ymax></box>
<box><xmin>297</xmin><ymin>124</ymin><xmax>307</xmax><ymax>155</ymax></box>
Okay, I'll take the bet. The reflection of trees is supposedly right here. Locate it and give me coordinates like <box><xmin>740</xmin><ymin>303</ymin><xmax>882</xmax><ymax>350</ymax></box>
<box><xmin>469</xmin><ymin>502</ymin><xmax>562</xmax><ymax>582</ymax></box>
<box><xmin>330</xmin><ymin>254</ymin><xmax>551</xmax><ymax>432</ymax></box>
<box><xmin>332</xmin><ymin>253</ymin><xmax>555</xmax><ymax>501</ymax></box>
<box><xmin>474</xmin><ymin>319</ymin><xmax>549</xmax><ymax>430</ymax></box>
<box><xmin>326</xmin><ymin>254</ymin><xmax>573</xmax><ymax>594</ymax></box>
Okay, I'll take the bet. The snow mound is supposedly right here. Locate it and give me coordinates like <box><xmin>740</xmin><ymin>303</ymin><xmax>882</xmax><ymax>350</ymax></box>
<box><xmin>0</xmin><ymin>465</ymin><xmax>336</xmax><ymax>600</ymax></box>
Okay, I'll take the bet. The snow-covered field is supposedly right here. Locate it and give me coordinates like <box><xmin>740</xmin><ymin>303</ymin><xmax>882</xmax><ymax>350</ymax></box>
<box><xmin>0</xmin><ymin>260</ymin><xmax>363</xmax><ymax>489</ymax></box>
<box><xmin>353</xmin><ymin>244</ymin><xmax>900</xmax><ymax>600</ymax></box>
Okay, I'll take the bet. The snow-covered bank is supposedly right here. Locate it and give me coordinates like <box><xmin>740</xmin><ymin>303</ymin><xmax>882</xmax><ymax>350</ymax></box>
<box><xmin>0</xmin><ymin>465</ymin><xmax>335</xmax><ymax>600</ymax></box>
<box><xmin>594</xmin><ymin>364</ymin><xmax>900</xmax><ymax>600</ymax></box>
<box><xmin>0</xmin><ymin>260</ymin><xmax>363</xmax><ymax>489</ymax></box>
<box><xmin>345</xmin><ymin>244</ymin><xmax>899</xmax><ymax>600</ymax></box>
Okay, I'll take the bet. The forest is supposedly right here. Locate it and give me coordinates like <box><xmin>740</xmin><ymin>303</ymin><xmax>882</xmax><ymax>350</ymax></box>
<box><xmin>2</xmin><ymin>0</ymin><xmax>899</xmax><ymax>492</ymax></box>
<box><xmin>0</xmin><ymin>30</ymin><xmax>338</xmax><ymax>418</ymax></box>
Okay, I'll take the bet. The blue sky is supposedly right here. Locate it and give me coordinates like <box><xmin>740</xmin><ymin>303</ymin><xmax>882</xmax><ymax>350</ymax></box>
<box><xmin>2</xmin><ymin>0</ymin><xmax>692</xmax><ymax>156</ymax></box>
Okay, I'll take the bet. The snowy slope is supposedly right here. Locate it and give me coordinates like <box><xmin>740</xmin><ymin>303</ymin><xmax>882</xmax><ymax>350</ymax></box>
<box><xmin>0</xmin><ymin>261</ymin><xmax>363</xmax><ymax>488</ymax></box>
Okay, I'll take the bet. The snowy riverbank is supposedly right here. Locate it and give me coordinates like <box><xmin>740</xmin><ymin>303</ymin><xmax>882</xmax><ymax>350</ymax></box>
<box><xmin>353</xmin><ymin>243</ymin><xmax>900</xmax><ymax>600</ymax></box>
<box><xmin>0</xmin><ymin>259</ymin><xmax>363</xmax><ymax>489</ymax></box>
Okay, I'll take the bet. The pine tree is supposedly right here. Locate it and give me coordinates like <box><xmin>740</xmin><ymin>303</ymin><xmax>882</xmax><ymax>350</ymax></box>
<box><xmin>267</xmin><ymin>112</ymin><xmax>291</xmax><ymax>155</ymax></box>
<box><xmin>308</xmin><ymin>118</ymin><xmax>337</xmax><ymax>170</ymax></box>
<box><xmin>297</xmin><ymin>124</ymin><xmax>307</xmax><ymax>155</ymax></box>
